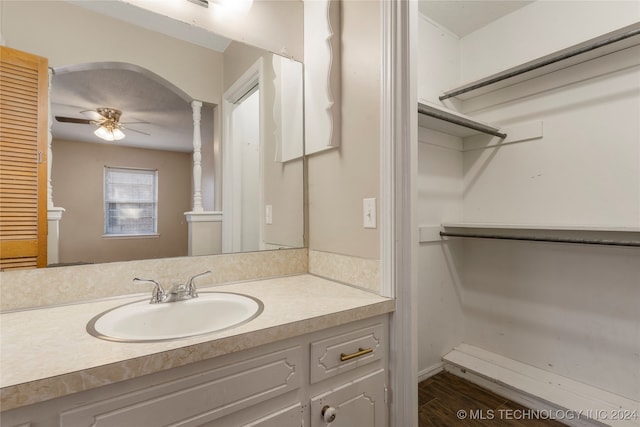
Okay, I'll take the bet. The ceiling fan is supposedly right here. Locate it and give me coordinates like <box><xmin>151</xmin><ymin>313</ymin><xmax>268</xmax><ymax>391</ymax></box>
<box><xmin>55</xmin><ymin>107</ymin><xmax>150</xmax><ymax>141</ymax></box>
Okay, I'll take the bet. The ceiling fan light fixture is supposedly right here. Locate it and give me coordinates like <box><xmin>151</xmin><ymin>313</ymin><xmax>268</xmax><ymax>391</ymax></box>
<box><xmin>94</xmin><ymin>126</ymin><xmax>125</xmax><ymax>141</ymax></box>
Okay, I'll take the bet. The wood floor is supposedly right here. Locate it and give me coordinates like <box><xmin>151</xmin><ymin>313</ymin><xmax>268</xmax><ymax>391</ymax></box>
<box><xmin>418</xmin><ymin>371</ymin><xmax>567</xmax><ymax>426</ymax></box>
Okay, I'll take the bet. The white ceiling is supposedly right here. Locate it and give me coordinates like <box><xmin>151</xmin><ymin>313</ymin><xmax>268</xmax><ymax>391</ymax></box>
<box><xmin>418</xmin><ymin>0</ymin><xmax>535</xmax><ymax>37</ymax></box>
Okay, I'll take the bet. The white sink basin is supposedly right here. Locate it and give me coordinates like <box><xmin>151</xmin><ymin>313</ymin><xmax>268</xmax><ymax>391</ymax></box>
<box><xmin>87</xmin><ymin>292</ymin><xmax>263</xmax><ymax>342</ymax></box>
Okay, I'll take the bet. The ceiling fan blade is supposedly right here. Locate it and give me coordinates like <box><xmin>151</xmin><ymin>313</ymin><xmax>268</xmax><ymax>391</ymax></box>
<box><xmin>122</xmin><ymin>126</ymin><xmax>151</xmax><ymax>136</ymax></box>
<box><xmin>80</xmin><ymin>110</ymin><xmax>105</xmax><ymax>121</ymax></box>
<box><xmin>120</xmin><ymin>121</ymin><xmax>150</xmax><ymax>125</ymax></box>
<box><xmin>55</xmin><ymin>116</ymin><xmax>94</xmax><ymax>125</ymax></box>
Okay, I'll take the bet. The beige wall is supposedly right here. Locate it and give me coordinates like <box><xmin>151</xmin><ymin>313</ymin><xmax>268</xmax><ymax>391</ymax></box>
<box><xmin>307</xmin><ymin>0</ymin><xmax>382</xmax><ymax>260</ymax></box>
<box><xmin>53</xmin><ymin>139</ymin><xmax>191</xmax><ymax>264</ymax></box>
<box><xmin>223</xmin><ymin>42</ymin><xmax>305</xmax><ymax>249</ymax></box>
<box><xmin>126</xmin><ymin>0</ymin><xmax>304</xmax><ymax>62</ymax></box>
<box><xmin>1</xmin><ymin>1</ymin><xmax>224</xmax><ymax>105</ymax></box>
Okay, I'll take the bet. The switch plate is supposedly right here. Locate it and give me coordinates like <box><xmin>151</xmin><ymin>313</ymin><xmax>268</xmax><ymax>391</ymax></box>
<box><xmin>265</xmin><ymin>205</ymin><xmax>273</xmax><ymax>224</ymax></box>
<box><xmin>363</xmin><ymin>198</ymin><xmax>376</xmax><ymax>229</ymax></box>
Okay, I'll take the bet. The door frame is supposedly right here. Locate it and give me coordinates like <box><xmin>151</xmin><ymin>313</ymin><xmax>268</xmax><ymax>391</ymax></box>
<box><xmin>379</xmin><ymin>1</ymin><xmax>418</xmax><ymax>426</ymax></box>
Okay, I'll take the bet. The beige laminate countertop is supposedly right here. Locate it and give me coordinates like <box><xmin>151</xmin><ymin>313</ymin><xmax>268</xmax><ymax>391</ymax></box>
<box><xmin>0</xmin><ymin>274</ymin><xmax>394</xmax><ymax>411</ymax></box>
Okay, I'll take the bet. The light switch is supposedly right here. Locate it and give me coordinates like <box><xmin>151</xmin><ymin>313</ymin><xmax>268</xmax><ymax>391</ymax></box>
<box><xmin>265</xmin><ymin>205</ymin><xmax>273</xmax><ymax>225</ymax></box>
<box><xmin>363</xmin><ymin>198</ymin><xmax>376</xmax><ymax>229</ymax></box>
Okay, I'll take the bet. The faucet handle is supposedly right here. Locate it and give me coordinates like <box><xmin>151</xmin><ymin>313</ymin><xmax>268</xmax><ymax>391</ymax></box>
<box><xmin>186</xmin><ymin>270</ymin><xmax>212</xmax><ymax>297</ymax></box>
<box><xmin>134</xmin><ymin>278</ymin><xmax>165</xmax><ymax>304</ymax></box>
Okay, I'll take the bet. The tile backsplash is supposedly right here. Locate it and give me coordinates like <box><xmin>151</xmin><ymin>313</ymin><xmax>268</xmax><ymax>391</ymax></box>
<box><xmin>0</xmin><ymin>249</ymin><xmax>308</xmax><ymax>311</ymax></box>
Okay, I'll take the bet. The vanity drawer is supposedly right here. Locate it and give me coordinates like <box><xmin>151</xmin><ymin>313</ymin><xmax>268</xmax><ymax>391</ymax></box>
<box><xmin>310</xmin><ymin>323</ymin><xmax>385</xmax><ymax>384</ymax></box>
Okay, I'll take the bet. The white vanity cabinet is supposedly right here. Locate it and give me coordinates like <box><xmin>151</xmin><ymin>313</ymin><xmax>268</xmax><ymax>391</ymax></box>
<box><xmin>1</xmin><ymin>315</ymin><xmax>389</xmax><ymax>427</ymax></box>
<box><xmin>308</xmin><ymin>323</ymin><xmax>387</xmax><ymax>427</ymax></box>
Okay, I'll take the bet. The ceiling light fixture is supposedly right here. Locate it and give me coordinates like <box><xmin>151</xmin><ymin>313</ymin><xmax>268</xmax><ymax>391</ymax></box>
<box><xmin>92</xmin><ymin>108</ymin><xmax>125</xmax><ymax>141</ymax></box>
<box><xmin>94</xmin><ymin>125</ymin><xmax>125</xmax><ymax>141</ymax></box>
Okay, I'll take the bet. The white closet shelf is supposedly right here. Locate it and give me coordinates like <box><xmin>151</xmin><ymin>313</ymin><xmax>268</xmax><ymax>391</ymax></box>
<box><xmin>417</xmin><ymin>102</ymin><xmax>506</xmax><ymax>138</ymax></box>
<box><xmin>438</xmin><ymin>223</ymin><xmax>640</xmax><ymax>248</ymax></box>
<box><xmin>444</xmin><ymin>344</ymin><xmax>640</xmax><ymax>427</ymax></box>
<box><xmin>440</xmin><ymin>22</ymin><xmax>640</xmax><ymax>101</ymax></box>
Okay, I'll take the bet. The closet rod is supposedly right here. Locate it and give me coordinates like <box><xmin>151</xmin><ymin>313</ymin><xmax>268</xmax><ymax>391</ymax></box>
<box><xmin>440</xmin><ymin>231</ymin><xmax>640</xmax><ymax>247</ymax></box>
<box><xmin>439</xmin><ymin>27</ymin><xmax>640</xmax><ymax>101</ymax></box>
<box><xmin>417</xmin><ymin>105</ymin><xmax>507</xmax><ymax>138</ymax></box>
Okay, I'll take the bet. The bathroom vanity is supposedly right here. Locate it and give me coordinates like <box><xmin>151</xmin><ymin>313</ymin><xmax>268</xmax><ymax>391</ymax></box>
<box><xmin>0</xmin><ymin>275</ymin><xmax>394</xmax><ymax>426</ymax></box>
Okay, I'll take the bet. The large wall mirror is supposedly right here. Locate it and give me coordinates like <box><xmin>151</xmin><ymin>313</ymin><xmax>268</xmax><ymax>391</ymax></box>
<box><xmin>2</xmin><ymin>0</ymin><xmax>304</xmax><ymax>266</ymax></box>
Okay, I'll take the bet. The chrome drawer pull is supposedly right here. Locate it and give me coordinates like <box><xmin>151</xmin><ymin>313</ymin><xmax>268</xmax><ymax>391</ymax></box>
<box><xmin>340</xmin><ymin>347</ymin><xmax>373</xmax><ymax>362</ymax></box>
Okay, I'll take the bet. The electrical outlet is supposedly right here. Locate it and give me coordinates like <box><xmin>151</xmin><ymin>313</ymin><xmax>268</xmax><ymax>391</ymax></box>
<box><xmin>363</xmin><ymin>198</ymin><xmax>376</xmax><ymax>229</ymax></box>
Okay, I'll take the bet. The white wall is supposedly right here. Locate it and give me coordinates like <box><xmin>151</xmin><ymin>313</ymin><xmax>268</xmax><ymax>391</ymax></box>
<box><xmin>417</xmin><ymin>15</ymin><xmax>460</xmax><ymax>106</ymax></box>
<box><xmin>462</xmin><ymin>240</ymin><xmax>640</xmax><ymax>401</ymax></box>
<box><xmin>417</xmin><ymin>0</ymin><xmax>640</xmax><ymax>401</ymax></box>
<box><xmin>416</xmin><ymin>128</ymin><xmax>466</xmax><ymax>375</ymax></box>
<box><xmin>462</xmin><ymin>56</ymin><xmax>640</xmax><ymax>227</ymax></box>
<box><xmin>460</xmin><ymin>0</ymin><xmax>640</xmax><ymax>83</ymax></box>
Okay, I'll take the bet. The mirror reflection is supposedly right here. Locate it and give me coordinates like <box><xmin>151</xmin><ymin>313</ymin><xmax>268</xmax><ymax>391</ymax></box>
<box><xmin>3</xmin><ymin>1</ymin><xmax>305</xmax><ymax>266</ymax></box>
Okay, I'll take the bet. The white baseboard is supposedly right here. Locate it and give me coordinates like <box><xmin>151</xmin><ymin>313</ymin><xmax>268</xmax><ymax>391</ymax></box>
<box><xmin>442</xmin><ymin>344</ymin><xmax>640</xmax><ymax>427</ymax></box>
<box><xmin>418</xmin><ymin>362</ymin><xmax>444</xmax><ymax>383</ymax></box>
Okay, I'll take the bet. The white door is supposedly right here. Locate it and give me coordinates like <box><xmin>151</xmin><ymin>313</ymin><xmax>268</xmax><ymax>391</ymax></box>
<box><xmin>230</xmin><ymin>89</ymin><xmax>261</xmax><ymax>252</ymax></box>
<box><xmin>222</xmin><ymin>58</ymin><xmax>264</xmax><ymax>254</ymax></box>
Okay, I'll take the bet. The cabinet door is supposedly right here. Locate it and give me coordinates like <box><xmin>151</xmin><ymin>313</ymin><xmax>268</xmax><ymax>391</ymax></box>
<box><xmin>0</xmin><ymin>46</ymin><xmax>49</xmax><ymax>269</ymax></box>
<box><xmin>310</xmin><ymin>369</ymin><xmax>386</xmax><ymax>427</ymax></box>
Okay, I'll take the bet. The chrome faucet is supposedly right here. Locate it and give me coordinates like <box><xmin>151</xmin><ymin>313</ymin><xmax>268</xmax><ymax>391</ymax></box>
<box><xmin>134</xmin><ymin>271</ymin><xmax>212</xmax><ymax>304</ymax></box>
<box><xmin>133</xmin><ymin>278</ymin><xmax>166</xmax><ymax>304</ymax></box>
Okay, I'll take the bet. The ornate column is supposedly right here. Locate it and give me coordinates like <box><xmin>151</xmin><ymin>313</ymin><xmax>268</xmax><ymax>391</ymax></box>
<box><xmin>191</xmin><ymin>100</ymin><xmax>204</xmax><ymax>212</ymax></box>
<box><xmin>47</xmin><ymin>67</ymin><xmax>65</xmax><ymax>264</ymax></box>
<box><xmin>185</xmin><ymin>100</ymin><xmax>221</xmax><ymax>256</ymax></box>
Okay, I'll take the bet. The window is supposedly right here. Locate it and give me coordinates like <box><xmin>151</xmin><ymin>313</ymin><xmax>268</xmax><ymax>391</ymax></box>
<box><xmin>104</xmin><ymin>167</ymin><xmax>158</xmax><ymax>236</ymax></box>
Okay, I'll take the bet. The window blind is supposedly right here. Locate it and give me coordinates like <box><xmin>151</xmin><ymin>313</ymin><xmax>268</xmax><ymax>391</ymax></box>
<box><xmin>104</xmin><ymin>167</ymin><xmax>157</xmax><ymax>235</ymax></box>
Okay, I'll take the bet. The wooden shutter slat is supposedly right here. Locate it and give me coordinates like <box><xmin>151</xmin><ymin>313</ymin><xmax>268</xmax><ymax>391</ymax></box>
<box><xmin>0</xmin><ymin>70</ymin><xmax>39</xmax><ymax>87</ymax></box>
<box><xmin>0</xmin><ymin>258</ymin><xmax>38</xmax><ymax>270</ymax></box>
<box><xmin>2</xmin><ymin>111</ymin><xmax>39</xmax><ymax>124</ymax></box>
<box><xmin>1</xmin><ymin>79</ymin><xmax>39</xmax><ymax>94</ymax></box>
<box><xmin>0</xmin><ymin>66</ymin><xmax>39</xmax><ymax>82</ymax></box>
<box><xmin>1</xmin><ymin>61</ymin><xmax>39</xmax><ymax>75</ymax></box>
<box><xmin>0</xmin><ymin>141</ymin><xmax>39</xmax><ymax>150</ymax></box>
<box><xmin>0</xmin><ymin>97</ymin><xmax>39</xmax><ymax>109</ymax></box>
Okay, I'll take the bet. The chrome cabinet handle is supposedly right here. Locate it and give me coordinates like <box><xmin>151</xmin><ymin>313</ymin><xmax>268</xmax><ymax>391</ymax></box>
<box><xmin>340</xmin><ymin>347</ymin><xmax>373</xmax><ymax>362</ymax></box>
<box><xmin>322</xmin><ymin>405</ymin><xmax>337</xmax><ymax>423</ymax></box>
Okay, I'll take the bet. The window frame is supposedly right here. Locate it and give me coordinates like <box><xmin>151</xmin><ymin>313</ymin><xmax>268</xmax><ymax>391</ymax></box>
<box><xmin>103</xmin><ymin>166</ymin><xmax>159</xmax><ymax>238</ymax></box>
